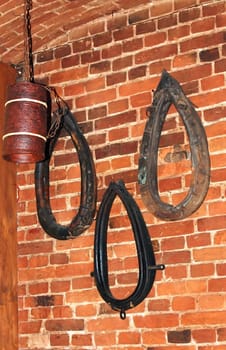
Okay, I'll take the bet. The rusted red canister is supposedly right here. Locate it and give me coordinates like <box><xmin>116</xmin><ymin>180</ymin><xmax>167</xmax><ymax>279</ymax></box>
<box><xmin>2</xmin><ymin>81</ymin><xmax>50</xmax><ymax>163</ymax></box>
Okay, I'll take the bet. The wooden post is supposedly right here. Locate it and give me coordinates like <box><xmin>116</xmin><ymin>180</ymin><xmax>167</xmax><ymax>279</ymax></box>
<box><xmin>0</xmin><ymin>63</ymin><xmax>18</xmax><ymax>350</ymax></box>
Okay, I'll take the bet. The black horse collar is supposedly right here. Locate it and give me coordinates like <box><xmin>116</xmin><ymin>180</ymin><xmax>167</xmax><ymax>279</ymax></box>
<box><xmin>94</xmin><ymin>180</ymin><xmax>164</xmax><ymax>319</ymax></box>
<box><xmin>35</xmin><ymin>107</ymin><xmax>97</xmax><ymax>240</ymax></box>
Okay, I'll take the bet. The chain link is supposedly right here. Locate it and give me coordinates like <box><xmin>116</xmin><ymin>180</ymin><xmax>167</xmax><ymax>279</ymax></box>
<box><xmin>24</xmin><ymin>0</ymin><xmax>34</xmax><ymax>82</ymax></box>
<box><xmin>43</xmin><ymin>86</ymin><xmax>68</xmax><ymax>139</ymax></box>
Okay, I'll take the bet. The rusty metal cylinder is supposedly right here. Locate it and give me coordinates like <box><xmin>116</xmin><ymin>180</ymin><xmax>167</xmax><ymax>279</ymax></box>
<box><xmin>2</xmin><ymin>81</ymin><xmax>49</xmax><ymax>163</ymax></box>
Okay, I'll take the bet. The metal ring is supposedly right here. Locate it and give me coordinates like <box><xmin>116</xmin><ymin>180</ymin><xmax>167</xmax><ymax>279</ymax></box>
<box><xmin>35</xmin><ymin>107</ymin><xmax>97</xmax><ymax>240</ymax></box>
<box><xmin>138</xmin><ymin>70</ymin><xmax>210</xmax><ymax>221</ymax></box>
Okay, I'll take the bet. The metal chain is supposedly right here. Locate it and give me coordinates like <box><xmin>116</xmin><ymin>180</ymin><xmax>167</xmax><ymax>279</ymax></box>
<box><xmin>24</xmin><ymin>0</ymin><xmax>34</xmax><ymax>82</ymax></box>
<box><xmin>43</xmin><ymin>86</ymin><xmax>68</xmax><ymax>139</ymax></box>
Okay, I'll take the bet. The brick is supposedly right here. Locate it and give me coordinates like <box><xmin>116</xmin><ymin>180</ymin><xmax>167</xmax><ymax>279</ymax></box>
<box><xmin>89</xmin><ymin>20</ymin><xmax>105</xmax><ymax>35</ymax></box>
<box><xmin>81</xmin><ymin>50</ymin><xmax>101</xmax><ymax>64</ymax></box>
<box><xmin>187</xmin><ymin>233</ymin><xmax>211</xmax><ymax>248</ymax></box>
<box><xmin>122</xmin><ymin>37</ymin><xmax>143</xmax><ymax>52</ymax></box>
<box><xmin>95</xmin><ymin>110</ymin><xmax>137</xmax><ymax>131</ymax></box>
<box><xmin>87</xmin><ymin>316</ymin><xmax>129</xmax><ymax>331</ymax></box>
<box><xmin>215</xmin><ymin>58</ymin><xmax>226</xmax><ymax>73</ymax></box>
<box><xmin>134</xmin><ymin>313</ymin><xmax>179</xmax><ymax>328</ymax></box>
<box><xmin>173</xmin><ymin>52</ymin><xmax>197</xmax><ymax>67</ymax></box>
<box><xmin>168</xmin><ymin>24</ymin><xmax>190</xmax><ymax>40</ymax></box>
<box><xmin>161</xmin><ymin>236</ymin><xmax>185</xmax><ymax>251</ymax></box>
<box><xmin>145</xmin><ymin>31</ymin><xmax>167</xmax><ymax>48</ymax></box>
<box><xmin>72</xmin><ymin>334</ymin><xmax>92</xmax><ymax>346</ymax></box>
<box><xmin>162</xmin><ymin>250</ymin><xmax>191</xmax><ymax>265</ymax></box>
<box><xmin>172</xmin><ymin>296</ymin><xmax>195</xmax><ymax>311</ymax></box>
<box><xmin>53</xmin><ymin>306</ymin><xmax>72</xmax><ymax>318</ymax></box>
<box><xmin>201</xmin><ymin>74</ymin><xmax>224</xmax><ymax>91</ymax></box>
<box><xmin>167</xmin><ymin>329</ymin><xmax>191</xmax><ymax>343</ymax></box>
<box><xmin>107</xmin><ymin>15</ymin><xmax>127</xmax><ymax>31</ymax></box>
<box><xmin>18</xmin><ymin>241</ymin><xmax>53</xmax><ymax>255</ymax></box>
<box><xmin>90</xmin><ymin>60</ymin><xmax>111</xmax><ymax>74</ymax></box>
<box><xmin>149</xmin><ymin>59</ymin><xmax>172</xmax><ymax>74</ymax></box>
<box><xmin>112</xmin><ymin>55</ymin><xmax>133</xmax><ymax>71</ymax></box>
<box><xmin>179</xmin><ymin>6</ymin><xmax>200</xmax><ymax>22</ymax></box>
<box><xmin>158</xmin><ymin>13</ymin><xmax>177</xmax><ymax>29</ymax></box>
<box><xmin>190</xmin><ymin>263</ymin><xmax>215</xmax><ymax>278</ymax></box>
<box><xmin>62</xmin><ymin>55</ymin><xmax>80</xmax><ymax>68</ymax></box>
<box><xmin>218</xmin><ymin>328</ymin><xmax>226</xmax><ymax>341</ymax></box>
<box><xmin>113</xmin><ymin>26</ymin><xmax>133</xmax><ymax>41</ymax></box>
<box><xmin>108</xmin><ymin>99</ymin><xmax>129</xmax><ymax>114</ymax></box>
<box><xmin>64</xmin><ymin>82</ymin><xmax>84</xmax><ymax>96</ymax></box>
<box><xmin>51</xmin><ymin>280</ymin><xmax>71</xmax><ymax>293</ymax></box>
<box><xmin>88</xmin><ymin>105</ymin><xmax>107</xmax><ymax>120</ymax></box>
<box><xmin>203</xmin><ymin>2</ymin><xmax>225</xmax><ymax>17</ymax></box>
<box><xmin>194</xmin><ymin>246</ymin><xmax>226</xmax><ymax>262</ymax></box>
<box><xmin>148</xmin><ymin>299</ymin><xmax>170</xmax><ymax>312</ymax></box>
<box><xmin>94</xmin><ymin>331</ymin><xmax>116</xmax><ymax>346</ymax></box>
<box><xmin>54</xmin><ymin>44</ymin><xmax>71</xmax><ymax>58</ymax></box>
<box><xmin>118</xmin><ymin>331</ymin><xmax>141</xmax><ymax>344</ymax></box>
<box><xmin>107</xmin><ymin>71</ymin><xmax>126</xmax><ymax>86</ymax></box>
<box><xmin>192</xmin><ymin>329</ymin><xmax>216</xmax><ymax>343</ymax></box>
<box><xmin>19</xmin><ymin>321</ymin><xmax>42</xmax><ymax>334</ymax></box>
<box><xmin>129</xmin><ymin>9</ymin><xmax>149</xmax><ymax>24</ymax></box>
<box><xmin>164</xmin><ymin>265</ymin><xmax>187</xmax><ymax>280</ymax></box>
<box><xmin>198</xmin><ymin>215</ymin><xmax>226</xmax><ymax>232</ymax></box>
<box><xmin>217</xmin><ymin>262</ymin><xmax>226</xmax><ymax>276</ymax></box>
<box><xmin>157</xmin><ymin>280</ymin><xmax>206</xmax><ymax>296</ymax></box>
<box><xmin>73</xmin><ymin>38</ymin><xmax>92</xmax><ymax>53</ymax></box>
<box><xmin>76</xmin><ymin>88</ymin><xmax>116</xmax><ymax>108</ymax></box>
<box><xmin>45</xmin><ymin>319</ymin><xmax>84</xmax><ymax>331</ymax></box>
<box><xmin>102</xmin><ymin>43</ymin><xmax>122</xmax><ymax>59</ymax></box>
<box><xmin>151</xmin><ymin>1</ymin><xmax>173</xmax><ymax>17</ymax></box>
<box><xmin>93</xmin><ymin>32</ymin><xmax>112</xmax><ymax>47</ymax></box>
<box><xmin>191</xmin><ymin>18</ymin><xmax>215</xmax><ymax>33</ymax></box>
<box><xmin>136</xmin><ymin>44</ymin><xmax>177</xmax><ymax>64</ymax></box>
<box><xmin>208</xmin><ymin>278</ymin><xmax>226</xmax><ymax>292</ymax></box>
<box><xmin>37</xmin><ymin>49</ymin><xmax>53</xmax><ymax>62</ymax></box>
<box><xmin>182</xmin><ymin>311</ymin><xmax>226</xmax><ymax>326</ymax></box>
<box><xmin>216</xmin><ymin>13</ymin><xmax>226</xmax><ymax>27</ymax></box>
<box><xmin>85</xmin><ymin>76</ymin><xmax>105</xmax><ymax>91</ymax></box>
<box><xmin>200</xmin><ymin>48</ymin><xmax>220</xmax><ymax>62</ymax></box>
<box><xmin>180</xmin><ymin>32</ymin><xmax>225</xmax><ymax>52</ymax></box>
<box><xmin>50</xmin><ymin>253</ymin><xmax>69</xmax><ymax>265</ymax></box>
<box><xmin>50</xmin><ymin>66</ymin><xmax>88</xmax><ymax>84</ymax></box>
<box><xmin>29</xmin><ymin>283</ymin><xmax>49</xmax><ymax>295</ymax></box>
<box><xmin>136</xmin><ymin>20</ymin><xmax>156</xmax><ymax>35</ymax></box>
<box><xmin>50</xmin><ymin>334</ymin><xmax>69</xmax><ymax>346</ymax></box>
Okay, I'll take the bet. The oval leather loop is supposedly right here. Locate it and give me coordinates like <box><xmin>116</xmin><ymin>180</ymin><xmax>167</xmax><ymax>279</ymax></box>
<box><xmin>94</xmin><ymin>180</ymin><xmax>164</xmax><ymax>318</ymax></box>
<box><xmin>35</xmin><ymin>107</ymin><xmax>97</xmax><ymax>240</ymax></box>
<box><xmin>138</xmin><ymin>70</ymin><xmax>210</xmax><ymax>221</ymax></box>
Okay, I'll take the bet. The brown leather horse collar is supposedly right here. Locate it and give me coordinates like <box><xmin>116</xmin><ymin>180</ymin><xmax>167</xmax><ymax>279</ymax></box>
<box><xmin>138</xmin><ymin>70</ymin><xmax>210</xmax><ymax>221</ymax></box>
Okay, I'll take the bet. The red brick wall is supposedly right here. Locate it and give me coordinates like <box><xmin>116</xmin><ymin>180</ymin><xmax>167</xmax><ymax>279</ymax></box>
<box><xmin>13</xmin><ymin>0</ymin><xmax>226</xmax><ymax>349</ymax></box>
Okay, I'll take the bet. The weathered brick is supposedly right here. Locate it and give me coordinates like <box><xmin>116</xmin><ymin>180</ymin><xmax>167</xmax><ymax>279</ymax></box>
<box><xmin>167</xmin><ymin>329</ymin><xmax>191</xmax><ymax>343</ymax></box>
<box><xmin>45</xmin><ymin>319</ymin><xmax>84</xmax><ymax>331</ymax></box>
<box><xmin>54</xmin><ymin>44</ymin><xmax>71</xmax><ymax>59</ymax></box>
<box><xmin>199</xmin><ymin>48</ymin><xmax>220</xmax><ymax>61</ymax></box>
<box><xmin>129</xmin><ymin>9</ymin><xmax>149</xmax><ymax>24</ymax></box>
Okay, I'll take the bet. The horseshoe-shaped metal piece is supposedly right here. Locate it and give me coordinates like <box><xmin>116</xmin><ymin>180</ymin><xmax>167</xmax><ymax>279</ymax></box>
<box><xmin>138</xmin><ymin>70</ymin><xmax>210</xmax><ymax>221</ymax></box>
<box><xmin>35</xmin><ymin>107</ymin><xmax>97</xmax><ymax>240</ymax></box>
<box><xmin>94</xmin><ymin>180</ymin><xmax>164</xmax><ymax>319</ymax></box>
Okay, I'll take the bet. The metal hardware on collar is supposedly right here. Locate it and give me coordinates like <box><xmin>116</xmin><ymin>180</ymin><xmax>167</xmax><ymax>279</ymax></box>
<box><xmin>94</xmin><ymin>180</ymin><xmax>164</xmax><ymax>318</ymax></box>
<box><xmin>35</xmin><ymin>107</ymin><xmax>97</xmax><ymax>240</ymax></box>
<box><xmin>138</xmin><ymin>70</ymin><xmax>210</xmax><ymax>221</ymax></box>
